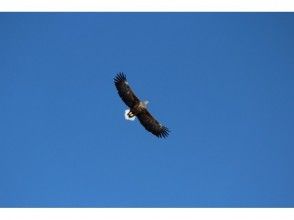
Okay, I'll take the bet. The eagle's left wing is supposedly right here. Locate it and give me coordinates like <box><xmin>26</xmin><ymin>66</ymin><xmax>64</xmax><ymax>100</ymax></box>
<box><xmin>137</xmin><ymin>109</ymin><xmax>170</xmax><ymax>138</ymax></box>
<box><xmin>114</xmin><ymin>72</ymin><xmax>140</xmax><ymax>108</ymax></box>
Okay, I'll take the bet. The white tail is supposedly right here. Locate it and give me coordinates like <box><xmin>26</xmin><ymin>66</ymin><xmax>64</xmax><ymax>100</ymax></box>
<box><xmin>124</xmin><ymin>109</ymin><xmax>136</xmax><ymax>121</ymax></box>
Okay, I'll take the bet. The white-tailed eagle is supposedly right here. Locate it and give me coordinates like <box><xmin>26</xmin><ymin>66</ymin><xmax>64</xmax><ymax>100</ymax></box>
<box><xmin>114</xmin><ymin>72</ymin><xmax>170</xmax><ymax>138</ymax></box>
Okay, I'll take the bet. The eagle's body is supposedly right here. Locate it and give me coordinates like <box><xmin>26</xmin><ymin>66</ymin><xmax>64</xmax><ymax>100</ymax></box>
<box><xmin>127</xmin><ymin>101</ymin><xmax>147</xmax><ymax>118</ymax></box>
<box><xmin>114</xmin><ymin>72</ymin><xmax>169</xmax><ymax>138</ymax></box>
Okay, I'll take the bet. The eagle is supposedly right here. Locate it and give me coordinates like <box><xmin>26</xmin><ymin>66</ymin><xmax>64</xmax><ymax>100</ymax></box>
<box><xmin>114</xmin><ymin>72</ymin><xmax>170</xmax><ymax>138</ymax></box>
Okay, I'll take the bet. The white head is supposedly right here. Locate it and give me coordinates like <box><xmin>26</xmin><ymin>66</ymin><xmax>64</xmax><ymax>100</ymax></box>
<box><xmin>143</xmin><ymin>100</ymin><xmax>149</xmax><ymax>107</ymax></box>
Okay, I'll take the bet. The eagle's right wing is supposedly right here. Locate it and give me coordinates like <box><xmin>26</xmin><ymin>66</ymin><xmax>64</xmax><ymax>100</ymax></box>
<box><xmin>137</xmin><ymin>109</ymin><xmax>170</xmax><ymax>138</ymax></box>
<box><xmin>114</xmin><ymin>72</ymin><xmax>140</xmax><ymax>108</ymax></box>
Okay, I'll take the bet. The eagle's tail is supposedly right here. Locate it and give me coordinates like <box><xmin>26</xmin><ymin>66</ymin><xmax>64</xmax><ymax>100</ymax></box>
<box><xmin>124</xmin><ymin>109</ymin><xmax>136</xmax><ymax>121</ymax></box>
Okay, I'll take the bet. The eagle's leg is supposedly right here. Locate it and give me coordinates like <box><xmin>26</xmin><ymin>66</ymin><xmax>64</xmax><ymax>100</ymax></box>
<box><xmin>124</xmin><ymin>109</ymin><xmax>136</xmax><ymax>121</ymax></box>
<box><xmin>127</xmin><ymin>111</ymin><xmax>134</xmax><ymax>117</ymax></box>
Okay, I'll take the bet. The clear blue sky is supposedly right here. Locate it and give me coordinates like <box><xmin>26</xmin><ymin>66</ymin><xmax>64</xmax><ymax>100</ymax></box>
<box><xmin>0</xmin><ymin>13</ymin><xmax>294</xmax><ymax>207</ymax></box>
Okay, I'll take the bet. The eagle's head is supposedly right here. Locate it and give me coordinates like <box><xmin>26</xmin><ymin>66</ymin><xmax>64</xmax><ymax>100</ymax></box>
<box><xmin>143</xmin><ymin>100</ymin><xmax>149</xmax><ymax>107</ymax></box>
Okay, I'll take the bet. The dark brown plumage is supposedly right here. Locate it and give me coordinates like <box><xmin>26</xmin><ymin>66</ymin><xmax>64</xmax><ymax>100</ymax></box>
<box><xmin>114</xmin><ymin>72</ymin><xmax>170</xmax><ymax>138</ymax></box>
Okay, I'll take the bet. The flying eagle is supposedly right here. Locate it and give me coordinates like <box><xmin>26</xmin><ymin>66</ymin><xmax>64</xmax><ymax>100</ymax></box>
<box><xmin>114</xmin><ymin>72</ymin><xmax>170</xmax><ymax>138</ymax></box>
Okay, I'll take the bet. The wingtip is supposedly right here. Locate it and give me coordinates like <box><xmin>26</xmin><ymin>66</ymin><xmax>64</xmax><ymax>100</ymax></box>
<box><xmin>157</xmin><ymin>126</ymin><xmax>170</xmax><ymax>138</ymax></box>
<box><xmin>114</xmin><ymin>72</ymin><xmax>127</xmax><ymax>83</ymax></box>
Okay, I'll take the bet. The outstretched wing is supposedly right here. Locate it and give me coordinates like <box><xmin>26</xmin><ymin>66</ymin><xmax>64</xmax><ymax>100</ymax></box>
<box><xmin>137</xmin><ymin>109</ymin><xmax>170</xmax><ymax>138</ymax></box>
<box><xmin>114</xmin><ymin>72</ymin><xmax>140</xmax><ymax>108</ymax></box>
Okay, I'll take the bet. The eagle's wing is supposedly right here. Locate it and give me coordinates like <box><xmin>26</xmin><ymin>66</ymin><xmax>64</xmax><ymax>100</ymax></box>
<box><xmin>137</xmin><ymin>109</ymin><xmax>170</xmax><ymax>138</ymax></box>
<box><xmin>114</xmin><ymin>72</ymin><xmax>140</xmax><ymax>108</ymax></box>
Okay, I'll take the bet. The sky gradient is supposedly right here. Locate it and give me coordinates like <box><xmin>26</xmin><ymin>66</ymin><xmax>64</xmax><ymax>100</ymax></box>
<box><xmin>0</xmin><ymin>13</ymin><xmax>294</xmax><ymax>207</ymax></box>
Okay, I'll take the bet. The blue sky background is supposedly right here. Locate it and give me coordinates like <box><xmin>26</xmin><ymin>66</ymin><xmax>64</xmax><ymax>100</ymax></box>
<box><xmin>0</xmin><ymin>13</ymin><xmax>294</xmax><ymax>207</ymax></box>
